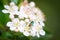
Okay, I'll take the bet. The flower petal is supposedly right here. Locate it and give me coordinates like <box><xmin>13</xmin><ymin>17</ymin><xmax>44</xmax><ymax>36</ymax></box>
<box><xmin>9</xmin><ymin>15</ymin><xmax>14</xmax><ymax>19</ymax></box>
<box><xmin>31</xmin><ymin>30</ymin><xmax>36</xmax><ymax>37</ymax></box>
<box><xmin>12</xmin><ymin>6</ymin><xmax>18</xmax><ymax>11</ymax></box>
<box><xmin>39</xmin><ymin>30</ymin><xmax>45</xmax><ymax>36</ymax></box>
<box><xmin>18</xmin><ymin>15</ymin><xmax>24</xmax><ymax>19</ymax></box>
<box><xmin>10</xmin><ymin>27</ymin><xmax>16</xmax><ymax>31</ymax></box>
<box><xmin>7</xmin><ymin>22</ymin><xmax>12</xmax><ymax>27</ymax></box>
<box><xmin>12</xmin><ymin>18</ymin><xmax>19</xmax><ymax>23</ymax></box>
<box><xmin>40</xmin><ymin>21</ymin><xmax>45</xmax><ymax>26</ymax></box>
<box><xmin>2</xmin><ymin>10</ymin><xmax>9</xmax><ymax>13</ymax></box>
<box><xmin>29</xmin><ymin>14</ymin><xmax>36</xmax><ymax>20</ymax></box>
<box><xmin>23</xmin><ymin>31</ymin><xmax>30</xmax><ymax>36</ymax></box>
<box><xmin>36</xmin><ymin>32</ymin><xmax>40</xmax><ymax>38</ymax></box>
<box><xmin>18</xmin><ymin>27</ymin><xmax>24</xmax><ymax>32</ymax></box>
<box><xmin>19</xmin><ymin>20</ymin><xmax>25</xmax><ymax>26</ymax></box>
<box><xmin>10</xmin><ymin>2</ymin><xmax>15</xmax><ymax>6</ymax></box>
<box><xmin>4</xmin><ymin>5</ymin><xmax>10</xmax><ymax>9</ymax></box>
<box><xmin>29</xmin><ymin>2</ymin><xmax>35</xmax><ymax>7</ymax></box>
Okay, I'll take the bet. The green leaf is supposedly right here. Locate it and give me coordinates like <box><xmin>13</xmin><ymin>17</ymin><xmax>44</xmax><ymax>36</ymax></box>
<box><xmin>1</xmin><ymin>0</ymin><xmax>9</xmax><ymax>5</ymax></box>
<box><xmin>2</xmin><ymin>32</ymin><xmax>13</xmax><ymax>39</ymax></box>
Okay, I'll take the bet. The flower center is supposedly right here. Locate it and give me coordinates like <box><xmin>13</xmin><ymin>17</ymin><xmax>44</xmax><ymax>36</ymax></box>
<box><xmin>24</xmin><ymin>27</ymin><xmax>30</xmax><ymax>31</ymax></box>
<box><xmin>14</xmin><ymin>22</ymin><xmax>19</xmax><ymax>27</ymax></box>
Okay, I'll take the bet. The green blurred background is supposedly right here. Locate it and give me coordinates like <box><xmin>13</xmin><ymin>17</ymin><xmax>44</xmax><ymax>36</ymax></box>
<box><xmin>0</xmin><ymin>0</ymin><xmax>60</xmax><ymax>40</ymax></box>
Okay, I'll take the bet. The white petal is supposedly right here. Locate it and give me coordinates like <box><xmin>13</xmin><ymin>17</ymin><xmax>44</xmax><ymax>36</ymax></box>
<box><xmin>23</xmin><ymin>14</ymin><xmax>28</xmax><ymax>18</ymax></box>
<box><xmin>7</xmin><ymin>22</ymin><xmax>12</xmax><ymax>27</ymax></box>
<box><xmin>9</xmin><ymin>12</ymin><xmax>16</xmax><ymax>15</ymax></box>
<box><xmin>18</xmin><ymin>15</ymin><xmax>24</xmax><ymax>19</ymax></box>
<box><xmin>40</xmin><ymin>21</ymin><xmax>45</xmax><ymax>26</ymax></box>
<box><xmin>31</xmin><ymin>31</ymin><xmax>36</xmax><ymax>37</ymax></box>
<box><xmin>4</xmin><ymin>5</ymin><xmax>10</xmax><ymax>9</ymax></box>
<box><xmin>29</xmin><ymin>2</ymin><xmax>35</xmax><ymax>7</ymax></box>
<box><xmin>15</xmin><ymin>11</ymin><xmax>19</xmax><ymax>15</ymax></box>
<box><xmin>19</xmin><ymin>27</ymin><xmax>24</xmax><ymax>32</ymax></box>
<box><xmin>19</xmin><ymin>20</ymin><xmax>25</xmax><ymax>26</ymax></box>
<box><xmin>36</xmin><ymin>32</ymin><xmax>40</xmax><ymax>38</ymax></box>
<box><xmin>33</xmin><ymin>8</ymin><xmax>38</xmax><ymax>13</ymax></box>
<box><xmin>31</xmin><ymin>33</ymin><xmax>36</xmax><ymax>37</ymax></box>
<box><xmin>9</xmin><ymin>15</ymin><xmax>14</xmax><ymax>19</ymax></box>
<box><xmin>23</xmin><ymin>31</ymin><xmax>30</xmax><ymax>36</ymax></box>
<box><xmin>12</xmin><ymin>6</ymin><xmax>18</xmax><ymax>11</ymax></box>
<box><xmin>2</xmin><ymin>10</ymin><xmax>9</xmax><ymax>13</ymax></box>
<box><xmin>10</xmin><ymin>2</ymin><xmax>15</xmax><ymax>6</ymax></box>
<box><xmin>19</xmin><ymin>11</ymin><xmax>27</xmax><ymax>18</ymax></box>
<box><xmin>10</xmin><ymin>27</ymin><xmax>16</xmax><ymax>31</ymax></box>
<box><xmin>12</xmin><ymin>18</ymin><xmax>19</xmax><ymax>23</ymax></box>
<box><xmin>39</xmin><ymin>30</ymin><xmax>45</xmax><ymax>36</ymax></box>
<box><xmin>29</xmin><ymin>14</ymin><xmax>36</xmax><ymax>20</ymax></box>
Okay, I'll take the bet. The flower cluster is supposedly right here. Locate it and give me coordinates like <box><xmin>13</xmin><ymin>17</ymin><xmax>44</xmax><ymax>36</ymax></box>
<box><xmin>2</xmin><ymin>0</ymin><xmax>45</xmax><ymax>37</ymax></box>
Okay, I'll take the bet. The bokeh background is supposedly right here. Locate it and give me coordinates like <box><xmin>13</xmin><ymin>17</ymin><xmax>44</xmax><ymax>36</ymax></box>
<box><xmin>0</xmin><ymin>0</ymin><xmax>60</xmax><ymax>40</ymax></box>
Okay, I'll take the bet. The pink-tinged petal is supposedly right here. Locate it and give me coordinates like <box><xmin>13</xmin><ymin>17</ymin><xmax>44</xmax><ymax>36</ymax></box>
<box><xmin>15</xmin><ymin>29</ymin><xmax>19</xmax><ymax>32</ymax></box>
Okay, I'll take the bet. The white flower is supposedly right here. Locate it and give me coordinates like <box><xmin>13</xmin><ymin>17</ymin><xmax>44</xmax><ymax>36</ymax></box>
<box><xmin>30</xmin><ymin>22</ymin><xmax>45</xmax><ymax>37</ymax></box>
<box><xmin>19</xmin><ymin>5</ymin><xmax>29</xmax><ymax>19</ymax></box>
<box><xmin>7</xmin><ymin>18</ymin><xmax>21</xmax><ymax>32</ymax></box>
<box><xmin>31</xmin><ymin>27</ymin><xmax>45</xmax><ymax>37</ymax></box>
<box><xmin>35</xmin><ymin>8</ymin><xmax>45</xmax><ymax>21</ymax></box>
<box><xmin>2</xmin><ymin>2</ymin><xmax>19</xmax><ymax>19</ymax></box>
<box><xmin>2</xmin><ymin>2</ymin><xmax>19</xmax><ymax>15</ymax></box>
<box><xmin>2</xmin><ymin>0</ymin><xmax>46</xmax><ymax>37</ymax></box>
<box><xmin>19</xmin><ymin>20</ymin><xmax>26</xmax><ymax>32</ymax></box>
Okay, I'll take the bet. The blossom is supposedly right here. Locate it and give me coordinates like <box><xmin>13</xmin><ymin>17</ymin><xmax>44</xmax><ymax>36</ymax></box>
<box><xmin>30</xmin><ymin>22</ymin><xmax>45</xmax><ymax>37</ymax></box>
<box><xmin>7</xmin><ymin>18</ymin><xmax>26</xmax><ymax>32</ymax></box>
<box><xmin>19</xmin><ymin>4</ymin><xmax>30</xmax><ymax>19</ymax></box>
<box><xmin>2</xmin><ymin>0</ymin><xmax>46</xmax><ymax>38</ymax></box>
<box><xmin>2</xmin><ymin>2</ymin><xmax>19</xmax><ymax>19</ymax></box>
